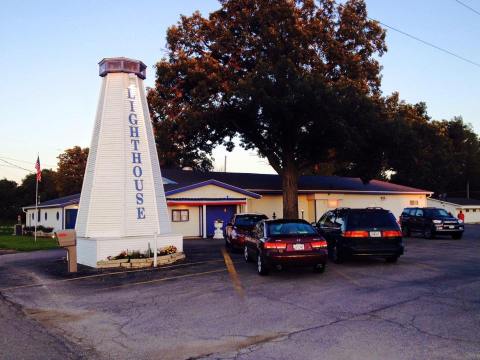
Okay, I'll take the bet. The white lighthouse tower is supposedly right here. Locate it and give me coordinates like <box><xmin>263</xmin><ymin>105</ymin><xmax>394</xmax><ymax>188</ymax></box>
<box><xmin>76</xmin><ymin>57</ymin><xmax>182</xmax><ymax>267</ymax></box>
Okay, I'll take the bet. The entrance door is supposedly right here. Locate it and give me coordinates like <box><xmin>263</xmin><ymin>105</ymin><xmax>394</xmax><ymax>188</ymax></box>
<box><xmin>65</xmin><ymin>209</ymin><xmax>78</xmax><ymax>229</ymax></box>
<box><xmin>206</xmin><ymin>205</ymin><xmax>236</xmax><ymax>237</ymax></box>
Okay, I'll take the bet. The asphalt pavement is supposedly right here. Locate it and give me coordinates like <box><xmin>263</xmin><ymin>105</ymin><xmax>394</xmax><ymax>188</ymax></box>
<box><xmin>0</xmin><ymin>226</ymin><xmax>479</xmax><ymax>360</ymax></box>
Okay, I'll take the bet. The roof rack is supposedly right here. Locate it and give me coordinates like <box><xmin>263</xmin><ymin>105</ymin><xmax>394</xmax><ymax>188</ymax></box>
<box><xmin>366</xmin><ymin>207</ymin><xmax>384</xmax><ymax>210</ymax></box>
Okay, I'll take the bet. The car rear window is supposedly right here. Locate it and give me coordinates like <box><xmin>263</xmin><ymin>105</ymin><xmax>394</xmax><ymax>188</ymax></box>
<box><xmin>347</xmin><ymin>211</ymin><xmax>398</xmax><ymax>229</ymax></box>
<box><xmin>235</xmin><ymin>215</ymin><xmax>267</xmax><ymax>227</ymax></box>
<box><xmin>267</xmin><ymin>222</ymin><xmax>317</xmax><ymax>236</ymax></box>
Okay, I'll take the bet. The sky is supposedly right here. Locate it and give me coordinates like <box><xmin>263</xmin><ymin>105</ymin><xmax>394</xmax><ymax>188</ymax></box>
<box><xmin>1</xmin><ymin>0</ymin><xmax>479</xmax><ymax>183</ymax></box>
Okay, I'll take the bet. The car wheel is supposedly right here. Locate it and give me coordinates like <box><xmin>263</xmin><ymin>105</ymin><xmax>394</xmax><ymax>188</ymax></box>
<box><xmin>313</xmin><ymin>263</ymin><xmax>326</xmax><ymax>273</ymax></box>
<box><xmin>257</xmin><ymin>252</ymin><xmax>269</xmax><ymax>276</ymax></box>
<box><xmin>244</xmin><ymin>245</ymin><xmax>251</xmax><ymax>262</ymax></box>
<box><xmin>385</xmin><ymin>256</ymin><xmax>399</xmax><ymax>263</ymax></box>
<box><xmin>423</xmin><ymin>227</ymin><xmax>435</xmax><ymax>239</ymax></box>
<box><xmin>403</xmin><ymin>226</ymin><xmax>411</xmax><ymax>237</ymax></box>
<box><xmin>452</xmin><ymin>233</ymin><xmax>463</xmax><ymax>240</ymax></box>
<box><xmin>332</xmin><ymin>245</ymin><xmax>343</xmax><ymax>264</ymax></box>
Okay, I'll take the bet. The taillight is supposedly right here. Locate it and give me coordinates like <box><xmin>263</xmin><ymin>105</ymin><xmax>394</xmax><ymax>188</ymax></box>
<box><xmin>344</xmin><ymin>230</ymin><xmax>369</xmax><ymax>238</ymax></box>
<box><xmin>311</xmin><ymin>240</ymin><xmax>328</xmax><ymax>248</ymax></box>
<box><xmin>382</xmin><ymin>230</ymin><xmax>402</xmax><ymax>237</ymax></box>
<box><xmin>264</xmin><ymin>242</ymin><xmax>287</xmax><ymax>249</ymax></box>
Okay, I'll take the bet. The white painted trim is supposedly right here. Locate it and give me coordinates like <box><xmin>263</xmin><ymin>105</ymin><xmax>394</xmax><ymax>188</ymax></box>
<box><xmin>202</xmin><ymin>205</ymin><xmax>207</xmax><ymax>239</ymax></box>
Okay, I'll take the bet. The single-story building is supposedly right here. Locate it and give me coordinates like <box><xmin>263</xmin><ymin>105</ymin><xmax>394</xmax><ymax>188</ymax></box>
<box><xmin>23</xmin><ymin>169</ymin><xmax>432</xmax><ymax>237</ymax></box>
<box><xmin>427</xmin><ymin>197</ymin><xmax>480</xmax><ymax>223</ymax></box>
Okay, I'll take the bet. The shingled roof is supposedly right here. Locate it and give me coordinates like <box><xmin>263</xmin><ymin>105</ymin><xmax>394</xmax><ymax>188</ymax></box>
<box><xmin>23</xmin><ymin>170</ymin><xmax>431</xmax><ymax>209</ymax></box>
<box><xmin>161</xmin><ymin>169</ymin><xmax>431</xmax><ymax>195</ymax></box>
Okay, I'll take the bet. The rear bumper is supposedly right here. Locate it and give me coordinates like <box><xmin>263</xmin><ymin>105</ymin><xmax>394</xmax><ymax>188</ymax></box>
<box><xmin>342</xmin><ymin>246</ymin><xmax>404</xmax><ymax>257</ymax></box>
<box><xmin>265</xmin><ymin>251</ymin><xmax>328</xmax><ymax>267</ymax></box>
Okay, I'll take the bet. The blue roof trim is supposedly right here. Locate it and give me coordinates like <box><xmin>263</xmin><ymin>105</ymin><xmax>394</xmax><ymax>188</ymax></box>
<box><xmin>22</xmin><ymin>193</ymin><xmax>81</xmax><ymax>210</ymax></box>
<box><xmin>165</xmin><ymin>179</ymin><xmax>262</xmax><ymax>199</ymax></box>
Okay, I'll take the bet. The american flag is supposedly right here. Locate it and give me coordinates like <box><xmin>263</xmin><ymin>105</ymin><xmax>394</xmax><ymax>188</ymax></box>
<box><xmin>35</xmin><ymin>156</ymin><xmax>41</xmax><ymax>182</ymax></box>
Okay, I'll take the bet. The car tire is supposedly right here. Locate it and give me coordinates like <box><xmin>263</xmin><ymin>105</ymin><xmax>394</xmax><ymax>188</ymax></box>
<box><xmin>332</xmin><ymin>245</ymin><xmax>343</xmax><ymax>264</ymax></box>
<box><xmin>452</xmin><ymin>233</ymin><xmax>463</xmax><ymax>240</ymax></box>
<box><xmin>244</xmin><ymin>245</ymin><xmax>251</xmax><ymax>263</ymax></box>
<box><xmin>257</xmin><ymin>252</ymin><xmax>269</xmax><ymax>276</ymax></box>
<box><xmin>313</xmin><ymin>263</ymin><xmax>326</xmax><ymax>273</ymax></box>
<box><xmin>403</xmin><ymin>226</ymin><xmax>411</xmax><ymax>237</ymax></box>
<box><xmin>423</xmin><ymin>227</ymin><xmax>435</xmax><ymax>239</ymax></box>
<box><xmin>385</xmin><ymin>256</ymin><xmax>399</xmax><ymax>263</ymax></box>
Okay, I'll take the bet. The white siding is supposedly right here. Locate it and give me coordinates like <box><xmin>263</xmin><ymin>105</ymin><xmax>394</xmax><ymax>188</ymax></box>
<box><xmin>427</xmin><ymin>198</ymin><xmax>480</xmax><ymax>223</ymax></box>
<box><xmin>76</xmin><ymin>69</ymin><xmax>181</xmax><ymax>267</ymax></box>
<box><xmin>25</xmin><ymin>207</ymin><xmax>63</xmax><ymax>231</ymax></box>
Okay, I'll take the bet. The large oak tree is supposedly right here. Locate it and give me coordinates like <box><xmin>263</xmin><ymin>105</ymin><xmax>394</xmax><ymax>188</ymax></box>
<box><xmin>148</xmin><ymin>0</ymin><xmax>388</xmax><ymax>218</ymax></box>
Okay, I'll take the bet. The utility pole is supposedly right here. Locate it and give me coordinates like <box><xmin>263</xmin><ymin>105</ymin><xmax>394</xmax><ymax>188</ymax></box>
<box><xmin>224</xmin><ymin>155</ymin><xmax>227</xmax><ymax>173</ymax></box>
<box><xmin>467</xmin><ymin>180</ymin><xmax>470</xmax><ymax>199</ymax></box>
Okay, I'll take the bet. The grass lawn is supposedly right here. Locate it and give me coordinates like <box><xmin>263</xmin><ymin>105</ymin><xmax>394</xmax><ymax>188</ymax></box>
<box><xmin>0</xmin><ymin>235</ymin><xmax>59</xmax><ymax>251</ymax></box>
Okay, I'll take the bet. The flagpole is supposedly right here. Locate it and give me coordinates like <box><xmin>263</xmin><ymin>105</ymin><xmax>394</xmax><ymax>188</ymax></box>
<box><xmin>34</xmin><ymin>174</ymin><xmax>38</xmax><ymax>243</ymax></box>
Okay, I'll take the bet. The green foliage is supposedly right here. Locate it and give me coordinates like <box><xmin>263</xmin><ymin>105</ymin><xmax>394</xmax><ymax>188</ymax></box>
<box><xmin>0</xmin><ymin>235</ymin><xmax>58</xmax><ymax>252</ymax></box>
<box><xmin>56</xmin><ymin>146</ymin><xmax>89</xmax><ymax>196</ymax></box>
<box><xmin>149</xmin><ymin>0</ymin><xmax>388</xmax><ymax>217</ymax></box>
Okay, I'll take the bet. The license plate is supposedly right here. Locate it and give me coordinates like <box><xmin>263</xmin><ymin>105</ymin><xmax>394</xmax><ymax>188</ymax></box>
<box><xmin>448</xmin><ymin>225</ymin><xmax>454</xmax><ymax>229</ymax></box>
<box><xmin>293</xmin><ymin>244</ymin><xmax>305</xmax><ymax>251</ymax></box>
<box><xmin>370</xmin><ymin>231</ymin><xmax>381</xmax><ymax>237</ymax></box>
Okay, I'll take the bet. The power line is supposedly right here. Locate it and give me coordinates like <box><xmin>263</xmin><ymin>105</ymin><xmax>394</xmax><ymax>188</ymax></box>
<box><xmin>0</xmin><ymin>155</ymin><xmax>56</xmax><ymax>168</ymax></box>
<box><xmin>0</xmin><ymin>158</ymin><xmax>33</xmax><ymax>173</ymax></box>
<box><xmin>0</xmin><ymin>163</ymin><xmax>32</xmax><ymax>172</ymax></box>
<box><xmin>369</xmin><ymin>17</ymin><xmax>480</xmax><ymax>69</ymax></box>
<box><xmin>454</xmin><ymin>0</ymin><xmax>480</xmax><ymax>16</ymax></box>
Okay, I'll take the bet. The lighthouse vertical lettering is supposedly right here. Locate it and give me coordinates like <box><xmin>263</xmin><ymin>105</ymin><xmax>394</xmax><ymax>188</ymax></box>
<box><xmin>128</xmin><ymin>87</ymin><xmax>145</xmax><ymax>219</ymax></box>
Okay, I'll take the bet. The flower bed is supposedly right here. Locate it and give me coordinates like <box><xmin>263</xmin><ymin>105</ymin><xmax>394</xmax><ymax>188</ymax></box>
<box><xmin>96</xmin><ymin>246</ymin><xmax>185</xmax><ymax>269</ymax></box>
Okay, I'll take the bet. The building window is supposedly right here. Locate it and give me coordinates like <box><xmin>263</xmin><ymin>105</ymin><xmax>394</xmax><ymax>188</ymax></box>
<box><xmin>37</xmin><ymin>210</ymin><xmax>40</xmax><ymax>221</ymax></box>
<box><xmin>45</xmin><ymin>212</ymin><xmax>47</xmax><ymax>220</ymax></box>
<box><xmin>56</xmin><ymin>211</ymin><xmax>60</xmax><ymax>220</ymax></box>
<box><xmin>474</xmin><ymin>209</ymin><xmax>477</xmax><ymax>213</ymax></box>
<box><xmin>466</xmin><ymin>209</ymin><xmax>469</xmax><ymax>213</ymax></box>
<box><xmin>172</xmin><ymin>209</ymin><xmax>189</xmax><ymax>222</ymax></box>
<box><xmin>410</xmin><ymin>200</ymin><xmax>419</xmax><ymax>206</ymax></box>
<box><xmin>32</xmin><ymin>213</ymin><xmax>34</xmax><ymax>220</ymax></box>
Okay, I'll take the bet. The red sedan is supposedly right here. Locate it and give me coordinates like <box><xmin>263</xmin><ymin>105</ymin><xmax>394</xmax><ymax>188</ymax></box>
<box><xmin>244</xmin><ymin>219</ymin><xmax>328</xmax><ymax>275</ymax></box>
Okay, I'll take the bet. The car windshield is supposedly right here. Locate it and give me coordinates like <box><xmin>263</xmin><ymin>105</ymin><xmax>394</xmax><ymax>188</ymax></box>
<box><xmin>267</xmin><ymin>222</ymin><xmax>317</xmax><ymax>236</ymax></box>
<box><xmin>235</xmin><ymin>215</ymin><xmax>267</xmax><ymax>227</ymax></box>
<box><xmin>347</xmin><ymin>211</ymin><xmax>398</xmax><ymax>229</ymax></box>
<box><xmin>425</xmin><ymin>209</ymin><xmax>451</xmax><ymax>217</ymax></box>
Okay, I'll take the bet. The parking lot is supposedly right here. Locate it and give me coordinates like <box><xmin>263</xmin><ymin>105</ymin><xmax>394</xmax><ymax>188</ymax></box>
<box><xmin>1</xmin><ymin>226</ymin><xmax>480</xmax><ymax>360</ymax></box>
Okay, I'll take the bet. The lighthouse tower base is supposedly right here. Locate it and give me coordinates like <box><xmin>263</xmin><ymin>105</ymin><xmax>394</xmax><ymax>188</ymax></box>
<box><xmin>77</xmin><ymin>233</ymin><xmax>183</xmax><ymax>268</ymax></box>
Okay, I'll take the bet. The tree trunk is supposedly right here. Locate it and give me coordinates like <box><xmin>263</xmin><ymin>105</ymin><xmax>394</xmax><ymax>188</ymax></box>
<box><xmin>281</xmin><ymin>161</ymin><xmax>299</xmax><ymax>219</ymax></box>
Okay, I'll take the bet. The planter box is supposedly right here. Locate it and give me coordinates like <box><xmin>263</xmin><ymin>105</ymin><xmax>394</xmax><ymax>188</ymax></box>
<box><xmin>96</xmin><ymin>252</ymin><xmax>186</xmax><ymax>269</ymax></box>
<box><xmin>131</xmin><ymin>261</ymin><xmax>153</xmax><ymax>268</ymax></box>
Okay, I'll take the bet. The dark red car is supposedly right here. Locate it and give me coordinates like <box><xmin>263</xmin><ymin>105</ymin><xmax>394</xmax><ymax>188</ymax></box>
<box><xmin>224</xmin><ymin>213</ymin><xmax>268</xmax><ymax>251</ymax></box>
<box><xmin>244</xmin><ymin>219</ymin><xmax>328</xmax><ymax>275</ymax></box>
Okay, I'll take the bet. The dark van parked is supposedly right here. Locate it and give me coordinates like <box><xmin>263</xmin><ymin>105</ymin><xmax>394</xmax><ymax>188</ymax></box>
<box><xmin>400</xmin><ymin>207</ymin><xmax>464</xmax><ymax>239</ymax></box>
<box><xmin>244</xmin><ymin>219</ymin><xmax>328</xmax><ymax>275</ymax></box>
<box><xmin>314</xmin><ymin>208</ymin><xmax>404</xmax><ymax>263</ymax></box>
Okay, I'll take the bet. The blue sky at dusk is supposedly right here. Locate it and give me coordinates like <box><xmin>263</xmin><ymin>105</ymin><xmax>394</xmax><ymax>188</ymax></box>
<box><xmin>1</xmin><ymin>0</ymin><xmax>479</xmax><ymax>182</ymax></box>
